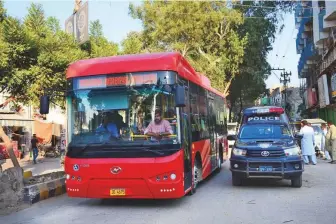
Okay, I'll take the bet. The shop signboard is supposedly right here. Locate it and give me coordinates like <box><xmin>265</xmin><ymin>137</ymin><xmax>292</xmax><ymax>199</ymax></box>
<box><xmin>331</xmin><ymin>73</ymin><xmax>336</xmax><ymax>98</ymax></box>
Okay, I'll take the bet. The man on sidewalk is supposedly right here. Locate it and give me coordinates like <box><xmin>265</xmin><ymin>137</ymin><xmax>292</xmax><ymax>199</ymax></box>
<box><xmin>321</xmin><ymin>123</ymin><xmax>331</xmax><ymax>160</ymax></box>
<box><xmin>30</xmin><ymin>134</ymin><xmax>39</xmax><ymax>164</ymax></box>
<box><xmin>300</xmin><ymin>120</ymin><xmax>316</xmax><ymax>165</ymax></box>
<box><xmin>326</xmin><ymin>121</ymin><xmax>336</xmax><ymax>164</ymax></box>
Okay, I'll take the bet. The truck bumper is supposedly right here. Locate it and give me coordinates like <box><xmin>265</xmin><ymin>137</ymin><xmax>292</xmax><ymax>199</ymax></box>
<box><xmin>230</xmin><ymin>158</ymin><xmax>304</xmax><ymax>179</ymax></box>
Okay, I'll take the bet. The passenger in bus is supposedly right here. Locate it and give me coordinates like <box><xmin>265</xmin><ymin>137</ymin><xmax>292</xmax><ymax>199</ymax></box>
<box><xmin>110</xmin><ymin>110</ymin><xmax>126</xmax><ymax>134</ymax></box>
<box><xmin>96</xmin><ymin>113</ymin><xmax>119</xmax><ymax>138</ymax></box>
<box><xmin>144</xmin><ymin>109</ymin><xmax>173</xmax><ymax>140</ymax></box>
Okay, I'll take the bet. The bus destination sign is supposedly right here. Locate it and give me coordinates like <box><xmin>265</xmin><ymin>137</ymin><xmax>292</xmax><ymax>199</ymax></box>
<box><xmin>75</xmin><ymin>73</ymin><xmax>157</xmax><ymax>90</ymax></box>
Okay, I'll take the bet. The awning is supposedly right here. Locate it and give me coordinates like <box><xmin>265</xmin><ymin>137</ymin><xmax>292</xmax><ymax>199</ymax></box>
<box><xmin>0</xmin><ymin>113</ymin><xmax>34</xmax><ymax>127</ymax></box>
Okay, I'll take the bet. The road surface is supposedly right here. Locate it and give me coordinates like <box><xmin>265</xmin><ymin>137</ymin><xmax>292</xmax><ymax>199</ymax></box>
<box><xmin>1</xmin><ymin>160</ymin><xmax>336</xmax><ymax>224</ymax></box>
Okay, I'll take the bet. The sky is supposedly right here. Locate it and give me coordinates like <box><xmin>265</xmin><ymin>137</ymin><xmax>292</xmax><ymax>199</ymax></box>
<box><xmin>3</xmin><ymin>0</ymin><xmax>301</xmax><ymax>89</ymax></box>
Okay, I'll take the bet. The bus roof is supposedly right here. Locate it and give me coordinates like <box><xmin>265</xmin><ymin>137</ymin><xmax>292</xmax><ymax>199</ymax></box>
<box><xmin>66</xmin><ymin>52</ymin><xmax>224</xmax><ymax>98</ymax></box>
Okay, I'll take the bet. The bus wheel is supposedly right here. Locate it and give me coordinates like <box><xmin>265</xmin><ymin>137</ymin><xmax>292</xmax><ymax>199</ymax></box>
<box><xmin>189</xmin><ymin>159</ymin><xmax>202</xmax><ymax>195</ymax></box>
<box><xmin>215</xmin><ymin>155</ymin><xmax>221</xmax><ymax>173</ymax></box>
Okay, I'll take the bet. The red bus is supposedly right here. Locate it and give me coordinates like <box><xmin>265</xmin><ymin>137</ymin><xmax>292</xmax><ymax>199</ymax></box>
<box><xmin>40</xmin><ymin>52</ymin><xmax>229</xmax><ymax>198</ymax></box>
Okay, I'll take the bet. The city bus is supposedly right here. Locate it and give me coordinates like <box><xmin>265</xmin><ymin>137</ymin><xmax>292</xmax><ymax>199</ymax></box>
<box><xmin>40</xmin><ymin>52</ymin><xmax>228</xmax><ymax>199</ymax></box>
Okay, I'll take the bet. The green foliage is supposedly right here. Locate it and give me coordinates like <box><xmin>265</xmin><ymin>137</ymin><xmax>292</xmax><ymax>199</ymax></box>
<box><xmin>128</xmin><ymin>1</ymin><xmax>247</xmax><ymax>93</ymax></box>
<box><xmin>121</xmin><ymin>31</ymin><xmax>144</xmax><ymax>55</ymax></box>
<box><xmin>0</xmin><ymin>4</ymin><xmax>118</xmax><ymax>107</ymax></box>
<box><xmin>228</xmin><ymin>1</ymin><xmax>294</xmax><ymax>119</ymax></box>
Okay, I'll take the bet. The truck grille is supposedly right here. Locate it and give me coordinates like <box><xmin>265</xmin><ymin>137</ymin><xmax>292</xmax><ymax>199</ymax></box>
<box><xmin>247</xmin><ymin>150</ymin><xmax>285</xmax><ymax>158</ymax></box>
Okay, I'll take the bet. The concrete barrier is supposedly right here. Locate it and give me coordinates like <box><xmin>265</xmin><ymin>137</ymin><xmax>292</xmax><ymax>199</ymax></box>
<box><xmin>0</xmin><ymin>167</ymin><xmax>24</xmax><ymax>210</ymax></box>
<box><xmin>23</xmin><ymin>177</ymin><xmax>66</xmax><ymax>204</ymax></box>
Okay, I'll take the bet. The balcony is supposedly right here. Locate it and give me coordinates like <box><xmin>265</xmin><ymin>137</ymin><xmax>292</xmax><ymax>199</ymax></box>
<box><xmin>298</xmin><ymin>41</ymin><xmax>317</xmax><ymax>78</ymax></box>
<box><xmin>296</xmin><ymin>4</ymin><xmax>313</xmax><ymax>54</ymax></box>
<box><xmin>302</xmin><ymin>7</ymin><xmax>313</xmax><ymax>27</ymax></box>
<box><xmin>319</xmin><ymin>8</ymin><xmax>327</xmax><ymax>32</ymax></box>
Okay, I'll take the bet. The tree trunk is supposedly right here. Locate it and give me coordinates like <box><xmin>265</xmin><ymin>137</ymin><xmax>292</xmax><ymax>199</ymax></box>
<box><xmin>0</xmin><ymin>125</ymin><xmax>20</xmax><ymax>168</ymax></box>
<box><xmin>8</xmin><ymin>146</ymin><xmax>20</xmax><ymax>167</ymax></box>
<box><xmin>229</xmin><ymin>106</ymin><xmax>232</xmax><ymax>122</ymax></box>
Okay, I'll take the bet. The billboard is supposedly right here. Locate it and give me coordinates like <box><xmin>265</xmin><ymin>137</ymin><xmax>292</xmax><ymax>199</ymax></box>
<box><xmin>76</xmin><ymin>1</ymin><xmax>89</xmax><ymax>44</ymax></box>
<box><xmin>65</xmin><ymin>1</ymin><xmax>89</xmax><ymax>44</ymax></box>
<box><xmin>65</xmin><ymin>14</ymin><xmax>75</xmax><ymax>35</ymax></box>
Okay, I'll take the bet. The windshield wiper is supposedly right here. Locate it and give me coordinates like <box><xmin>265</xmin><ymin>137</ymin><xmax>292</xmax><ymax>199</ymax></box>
<box><xmin>138</xmin><ymin>147</ymin><xmax>164</xmax><ymax>155</ymax></box>
<box><xmin>75</xmin><ymin>143</ymin><xmax>104</xmax><ymax>155</ymax></box>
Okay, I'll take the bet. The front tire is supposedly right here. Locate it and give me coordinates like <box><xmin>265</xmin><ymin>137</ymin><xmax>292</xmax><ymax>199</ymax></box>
<box><xmin>215</xmin><ymin>155</ymin><xmax>222</xmax><ymax>173</ymax></box>
<box><xmin>188</xmin><ymin>158</ymin><xmax>202</xmax><ymax>195</ymax></box>
<box><xmin>291</xmin><ymin>175</ymin><xmax>302</xmax><ymax>188</ymax></box>
<box><xmin>232</xmin><ymin>173</ymin><xmax>243</xmax><ymax>186</ymax></box>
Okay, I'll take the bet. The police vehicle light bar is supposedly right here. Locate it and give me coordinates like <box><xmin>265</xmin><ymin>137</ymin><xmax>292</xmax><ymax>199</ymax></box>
<box><xmin>253</xmin><ymin>108</ymin><xmax>284</xmax><ymax>114</ymax></box>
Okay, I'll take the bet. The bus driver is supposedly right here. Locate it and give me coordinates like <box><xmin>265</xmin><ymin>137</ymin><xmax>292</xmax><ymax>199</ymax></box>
<box><xmin>144</xmin><ymin>109</ymin><xmax>173</xmax><ymax>141</ymax></box>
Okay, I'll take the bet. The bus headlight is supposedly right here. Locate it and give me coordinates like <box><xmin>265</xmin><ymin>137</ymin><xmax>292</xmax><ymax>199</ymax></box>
<box><xmin>284</xmin><ymin>147</ymin><xmax>301</xmax><ymax>156</ymax></box>
<box><xmin>232</xmin><ymin>148</ymin><xmax>247</xmax><ymax>156</ymax></box>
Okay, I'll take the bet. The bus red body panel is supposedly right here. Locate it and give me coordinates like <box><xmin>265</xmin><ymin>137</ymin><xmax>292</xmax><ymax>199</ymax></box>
<box><xmin>62</xmin><ymin>52</ymin><xmax>228</xmax><ymax>199</ymax></box>
<box><xmin>65</xmin><ymin>150</ymin><xmax>186</xmax><ymax>199</ymax></box>
<box><xmin>66</xmin><ymin>52</ymin><xmax>224</xmax><ymax>98</ymax></box>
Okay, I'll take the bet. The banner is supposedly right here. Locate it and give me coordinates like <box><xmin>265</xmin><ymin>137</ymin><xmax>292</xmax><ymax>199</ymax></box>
<box><xmin>65</xmin><ymin>14</ymin><xmax>75</xmax><ymax>35</ymax></box>
<box><xmin>76</xmin><ymin>1</ymin><xmax>89</xmax><ymax>44</ymax></box>
<box><xmin>318</xmin><ymin>74</ymin><xmax>330</xmax><ymax>108</ymax></box>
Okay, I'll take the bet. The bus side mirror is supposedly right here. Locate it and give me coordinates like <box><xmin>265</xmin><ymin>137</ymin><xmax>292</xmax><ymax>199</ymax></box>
<box><xmin>175</xmin><ymin>85</ymin><xmax>186</xmax><ymax>107</ymax></box>
<box><xmin>40</xmin><ymin>95</ymin><xmax>50</xmax><ymax>114</ymax></box>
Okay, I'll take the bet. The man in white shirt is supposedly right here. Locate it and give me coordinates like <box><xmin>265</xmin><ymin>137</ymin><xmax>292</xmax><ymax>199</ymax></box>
<box><xmin>299</xmin><ymin>120</ymin><xmax>316</xmax><ymax>165</ymax></box>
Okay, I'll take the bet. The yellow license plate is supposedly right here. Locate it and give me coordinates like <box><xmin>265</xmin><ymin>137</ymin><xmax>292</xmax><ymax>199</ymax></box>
<box><xmin>110</xmin><ymin>188</ymin><xmax>126</xmax><ymax>196</ymax></box>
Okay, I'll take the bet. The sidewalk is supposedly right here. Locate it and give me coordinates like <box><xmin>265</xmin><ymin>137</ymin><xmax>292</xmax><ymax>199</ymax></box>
<box><xmin>2</xmin><ymin>156</ymin><xmax>63</xmax><ymax>176</ymax></box>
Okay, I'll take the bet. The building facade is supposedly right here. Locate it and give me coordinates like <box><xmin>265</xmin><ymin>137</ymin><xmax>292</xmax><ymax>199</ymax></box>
<box><xmin>296</xmin><ymin>0</ymin><xmax>336</xmax><ymax>122</ymax></box>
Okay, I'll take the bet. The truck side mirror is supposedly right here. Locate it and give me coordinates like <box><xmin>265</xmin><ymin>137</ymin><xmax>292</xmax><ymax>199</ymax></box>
<box><xmin>175</xmin><ymin>85</ymin><xmax>186</xmax><ymax>107</ymax></box>
<box><xmin>40</xmin><ymin>95</ymin><xmax>50</xmax><ymax>114</ymax></box>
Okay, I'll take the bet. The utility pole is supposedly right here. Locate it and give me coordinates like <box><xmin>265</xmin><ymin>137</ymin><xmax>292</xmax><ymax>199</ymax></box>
<box><xmin>280</xmin><ymin>71</ymin><xmax>291</xmax><ymax>110</ymax></box>
<box><xmin>74</xmin><ymin>0</ymin><xmax>82</xmax><ymax>13</ymax></box>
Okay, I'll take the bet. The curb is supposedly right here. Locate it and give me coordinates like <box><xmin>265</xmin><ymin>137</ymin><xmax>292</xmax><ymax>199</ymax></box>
<box><xmin>23</xmin><ymin>177</ymin><xmax>66</xmax><ymax>204</ymax></box>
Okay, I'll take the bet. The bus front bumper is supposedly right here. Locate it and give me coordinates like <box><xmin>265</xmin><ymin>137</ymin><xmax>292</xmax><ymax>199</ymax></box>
<box><xmin>65</xmin><ymin>176</ymin><xmax>186</xmax><ymax>199</ymax></box>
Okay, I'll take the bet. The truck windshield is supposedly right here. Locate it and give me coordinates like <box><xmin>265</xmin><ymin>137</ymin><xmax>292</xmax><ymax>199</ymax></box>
<box><xmin>239</xmin><ymin>124</ymin><xmax>292</xmax><ymax>139</ymax></box>
<box><xmin>312</xmin><ymin>126</ymin><xmax>322</xmax><ymax>135</ymax></box>
<box><xmin>67</xmin><ymin>85</ymin><xmax>180</xmax><ymax>148</ymax></box>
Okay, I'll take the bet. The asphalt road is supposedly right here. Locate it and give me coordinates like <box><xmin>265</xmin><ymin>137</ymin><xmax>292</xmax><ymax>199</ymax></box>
<box><xmin>1</xmin><ymin>159</ymin><xmax>336</xmax><ymax>224</ymax></box>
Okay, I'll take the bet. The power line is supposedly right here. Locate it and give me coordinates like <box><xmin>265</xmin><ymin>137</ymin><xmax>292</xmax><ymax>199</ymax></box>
<box><xmin>231</xmin><ymin>3</ymin><xmax>322</xmax><ymax>10</ymax></box>
<box><xmin>278</xmin><ymin>25</ymin><xmax>296</xmax><ymax>68</ymax></box>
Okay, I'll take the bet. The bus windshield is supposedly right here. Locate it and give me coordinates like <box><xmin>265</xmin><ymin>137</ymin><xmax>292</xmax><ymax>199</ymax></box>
<box><xmin>67</xmin><ymin>85</ymin><xmax>180</xmax><ymax>147</ymax></box>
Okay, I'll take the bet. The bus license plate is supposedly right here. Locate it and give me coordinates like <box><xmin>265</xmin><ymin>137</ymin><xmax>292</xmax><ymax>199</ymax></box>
<box><xmin>110</xmin><ymin>188</ymin><xmax>126</xmax><ymax>196</ymax></box>
<box><xmin>259</xmin><ymin>166</ymin><xmax>273</xmax><ymax>172</ymax></box>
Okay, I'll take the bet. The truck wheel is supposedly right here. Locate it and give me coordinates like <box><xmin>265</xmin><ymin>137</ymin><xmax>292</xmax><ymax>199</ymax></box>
<box><xmin>291</xmin><ymin>175</ymin><xmax>302</xmax><ymax>188</ymax></box>
<box><xmin>232</xmin><ymin>173</ymin><xmax>242</xmax><ymax>186</ymax></box>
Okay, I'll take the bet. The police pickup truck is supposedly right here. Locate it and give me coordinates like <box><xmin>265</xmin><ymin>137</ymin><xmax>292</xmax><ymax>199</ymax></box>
<box><xmin>228</xmin><ymin>106</ymin><xmax>304</xmax><ymax>188</ymax></box>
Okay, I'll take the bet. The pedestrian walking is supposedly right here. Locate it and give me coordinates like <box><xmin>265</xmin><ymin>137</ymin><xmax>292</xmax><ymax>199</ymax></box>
<box><xmin>321</xmin><ymin>123</ymin><xmax>331</xmax><ymax>160</ymax></box>
<box><xmin>326</xmin><ymin>121</ymin><xmax>336</xmax><ymax>164</ymax></box>
<box><xmin>299</xmin><ymin>120</ymin><xmax>316</xmax><ymax>165</ymax></box>
<box><xmin>31</xmin><ymin>134</ymin><xmax>39</xmax><ymax>164</ymax></box>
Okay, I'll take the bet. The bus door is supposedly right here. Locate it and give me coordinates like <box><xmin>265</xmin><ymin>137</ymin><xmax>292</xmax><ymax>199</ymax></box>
<box><xmin>207</xmin><ymin>92</ymin><xmax>217</xmax><ymax>171</ymax></box>
<box><xmin>180</xmin><ymin>84</ymin><xmax>192</xmax><ymax>191</ymax></box>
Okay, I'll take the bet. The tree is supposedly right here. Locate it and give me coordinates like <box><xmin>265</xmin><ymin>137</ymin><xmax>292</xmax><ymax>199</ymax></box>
<box><xmin>0</xmin><ymin>3</ymin><xmax>87</xmax><ymax>106</ymax></box>
<box><xmin>0</xmin><ymin>0</ymin><xmax>5</xmax><ymax>22</ymax></box>
<box><xmin>228</xmin><ymin>1</ymin><xmax>294</xmax><ymax>121</ymax></box>
<box><xmin>121</xmin><ymin>31</ymin><xmax>144</xmax><ymax>55</ymax></box>
<box><xmin>83</xmin><ymin>20</ymin><xmax>119</xmax><ymax>58</ymax></box>
<box><xmin>129</xmin><ymin>1</ymin><xmax>247</xmax><ymax>94</ymax></box>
